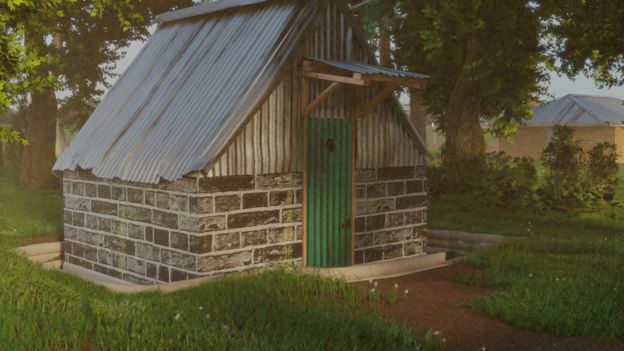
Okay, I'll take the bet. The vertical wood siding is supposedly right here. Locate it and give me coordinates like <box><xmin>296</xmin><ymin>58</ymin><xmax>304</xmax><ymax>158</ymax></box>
<box><xmin>208</xmin><ymin>0</ymin><xmax>426</xmax><ymax>177</ymax></box>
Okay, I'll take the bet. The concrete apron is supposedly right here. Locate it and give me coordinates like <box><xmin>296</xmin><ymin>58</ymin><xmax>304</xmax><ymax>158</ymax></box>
<box><xmin>15</xmin><ymin>242</ymin><xmax>450</xmax><ymax>293</ymax></box>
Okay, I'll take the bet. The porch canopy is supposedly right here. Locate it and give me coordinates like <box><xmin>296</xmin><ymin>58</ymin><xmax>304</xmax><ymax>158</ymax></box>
<box><xmin>301</xmin><ymin>57</ymin><xmax>429</xmax><ymax>118</ymax></box>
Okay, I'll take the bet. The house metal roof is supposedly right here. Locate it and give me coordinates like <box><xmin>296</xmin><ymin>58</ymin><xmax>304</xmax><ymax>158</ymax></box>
<box><xmin>528</xmin><ymin>94</ymin><xmax>624</xmax><ymax>127</ymax></box>
<box><xmin>54</xmin><ymin>1</ymin><xmax>320</xmax><ymax>183</ymax></box>
<box><xmin>308</xmin><ymin>57</ymin><xmax>429</xmax><ymax>80</ymax></box>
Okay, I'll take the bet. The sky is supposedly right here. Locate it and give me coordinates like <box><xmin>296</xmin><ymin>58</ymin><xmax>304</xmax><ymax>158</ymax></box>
<box><xmin>109</xmin><ymin>37</ymin><xmax>624</xmax><ymax>103</ymax></box>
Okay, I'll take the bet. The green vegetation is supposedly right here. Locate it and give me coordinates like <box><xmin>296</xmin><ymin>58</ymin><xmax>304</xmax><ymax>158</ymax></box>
<box><xmin>430</xmin><ymin>164</ymin><xmax>624</xmax><ymax>340</ymax></box>
<box><xmin>0</xmin><ymin>168</ymin><xmax>63</xmax><ymax>243</ymax></box>
<box><xmin>0</xmin><ymin>167</ymin><xmax>440</xmax><ymax>351</ymax></box>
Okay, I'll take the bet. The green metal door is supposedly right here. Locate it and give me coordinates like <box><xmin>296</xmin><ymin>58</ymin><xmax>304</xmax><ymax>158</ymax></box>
<box><xmin>306</xmin><ymin>118</ymin><xmax>353</xmax><ymax>268</ymax></box>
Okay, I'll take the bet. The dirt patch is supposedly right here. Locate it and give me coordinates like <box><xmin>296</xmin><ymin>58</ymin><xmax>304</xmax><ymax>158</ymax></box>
<box><xmin>368</xmin><ymin>264</ymin><xmax>624</xmax><ymax>351</ymax></box>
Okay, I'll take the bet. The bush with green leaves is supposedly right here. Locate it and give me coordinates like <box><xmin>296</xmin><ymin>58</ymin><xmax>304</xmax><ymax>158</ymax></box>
<box><xmin>479</xmin><ymin>152</ymin><xmax>538</xmax><ymax>207</ymax></box>
<box><xmin>587</xmin><ymin>142</ymin><xmax>619</xmax><ymax>200</ymax></box>
<box><xmin>539</xmin><ymin>125</ymin><xmax>591</xmax><ymax>208</ymax></box>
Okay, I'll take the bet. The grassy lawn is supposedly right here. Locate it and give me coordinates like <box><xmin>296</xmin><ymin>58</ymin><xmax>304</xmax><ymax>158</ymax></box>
<box><xmin>0</xmin><ymin>166</ymin><xmax>441</xmax><ymax>351</ymax></box>
<box><xmin>429</xmin><ymin>167</ymin><xmax>624</xmax><ymax>341</ymax></box>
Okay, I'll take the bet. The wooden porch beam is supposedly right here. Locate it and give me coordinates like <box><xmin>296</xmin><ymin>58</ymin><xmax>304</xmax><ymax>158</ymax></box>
<box><xmin>353</xmin><ymin>73</ymin><xmax>427</xmax><ymax>89</ymax></box>
<box><xmin>356</xmin><ymin>84</ymin><xmax>400</xmax><ymax>119</ymax></box>
<box><xmin>302</xmin><ymin>71</ymin><xmax>369</xmax><ymax>86</ymax></box>
<box><xmin>303</xmin><ymin>82</ymin><xmax>343</xmax><ymax>118</ymax></box>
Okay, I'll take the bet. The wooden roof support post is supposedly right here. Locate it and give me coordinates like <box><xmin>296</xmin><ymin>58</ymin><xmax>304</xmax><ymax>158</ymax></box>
<box><xmin>301</xmin><ymin>76</ymin><xmax>310</xmax><ymax>118</ymax></box>
<box><xmin>356</xmin><ymin>84</ymin><xmax>400</xmax><ymax>119</ymax></box>
<box><xmin>303</xmin><ymin>82</ymin><xmax>343</xmax><ymax>118</ymax></box>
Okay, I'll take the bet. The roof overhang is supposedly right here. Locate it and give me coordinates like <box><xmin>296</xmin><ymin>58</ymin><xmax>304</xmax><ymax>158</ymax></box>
<box><xmin>156</xmin><ymin>0</ymin><xmax>268</xmax><ymax>24</ymax></box>
<box><xmin>303</xmin><ymin>58</ymin><xmax>429</xmax><ymax>89</ymax></box>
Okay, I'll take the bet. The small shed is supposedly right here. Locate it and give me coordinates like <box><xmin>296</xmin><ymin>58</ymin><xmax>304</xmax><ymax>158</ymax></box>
<box><xmin>500</xmin><ymin>94</ymin><xmax>624</xmax><ymax>162</ymax></box>
<box><xmin>54</xmin><ymin>0</ymin><xmax>430</xmax><ymax>284</ymax></box>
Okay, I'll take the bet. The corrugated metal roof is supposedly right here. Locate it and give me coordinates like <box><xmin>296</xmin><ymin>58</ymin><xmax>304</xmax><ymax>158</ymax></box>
<box><xmin>528</xmin><ymin>94</ymin><xmax>624</xmax><ymax>127</ymax></box>
<box><xmin>54</xmin><ymin>1</ymin><xmax>321</xmax><ymax>184</ymax></box>
<box><xmin>155</xmin><ymin>0</ymin><xmax>268</xmax><ymax>24</ymax></box>
<box><xmin>308</xmin><ymin>57</ymin><xmax>429</xmax><ymax>79</ymax></box>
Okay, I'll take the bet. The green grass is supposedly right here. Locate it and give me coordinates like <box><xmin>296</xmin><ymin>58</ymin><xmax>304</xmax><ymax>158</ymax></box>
<box><xmin>0</xmin><ymin>168</ymin><xmax>63</xmax><ymax>241</ymax></box>
<box><xmin>429</xmin><ymin>167</ymin><xmax>624</xmax><ymax>341</ymax></box>
<box><xmin>0</xmin><ymin>166</ymin><xmax>443</xmax><ymax>351</ymax></box>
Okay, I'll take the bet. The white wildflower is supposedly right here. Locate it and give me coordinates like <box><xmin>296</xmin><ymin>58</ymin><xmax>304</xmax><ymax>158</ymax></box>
<box><xmin>394</xmin><ymin>283</ymin><xmax>399</xmax><ymax>289</ymax></box>
<box><xmin>433</xmin><ymin>330</ymin><xmax>440</xmax><ymax>336</ymax></box>
<box><xmin>404</xmin><ymin>289</ymin><xmax>410</xmax><ymax>295</ymax></box>
<box><xmin>199</xmin><ymin>305</ymin><xmax>204</xmax><ymax>311</ymax></box>
<box><xmin>442</xmin><ymin>338</ymin><xmax>446</xmax><ymax>343</ymax></box>
<box><xmin>174</xmin><ymin>313</ymin><xmax>181</xmax><ymax>321</ymax></box>
<box><xmin>368</xmin><ymin>279</ymin><xmax>373</xmax><ymax>284</ymax></box>
<box><xmin>481</xmin><ymin>347</ymin><xmax>487</xmax><ymax>351</ymax></box>
<box><xmin>374</xmin><ymin>281</ymin><xmax>378</xmax><ymax>287</ymax></box>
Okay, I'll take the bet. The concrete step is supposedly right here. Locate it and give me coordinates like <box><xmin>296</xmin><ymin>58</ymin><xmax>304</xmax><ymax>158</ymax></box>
<box><xmin>29</xmin><ymin>252</ymin><xmax>61</xmax><ymax>263</ymax></box>
<box><xmin>16</xmin><ymin>242</ymin><xmax>61</xmax><ymax>257</ymax></box>
<box><xmin>42</xmin><ymin>260</ymin><xmax>62</xmax><ymax>270</ymax></box>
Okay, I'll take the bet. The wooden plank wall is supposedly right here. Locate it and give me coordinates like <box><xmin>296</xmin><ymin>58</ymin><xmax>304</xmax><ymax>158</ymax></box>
<box><xmin>208</xmin><ymin>0</ymin><xmax>426</xmax><ymax>177</ymax></box>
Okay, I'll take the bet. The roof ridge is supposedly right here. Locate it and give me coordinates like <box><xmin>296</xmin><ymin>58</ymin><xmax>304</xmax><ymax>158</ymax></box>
<box><xmin>568</xmin><ymin>94</ymin><xmax>608</xmax><ymax>124</ymax></box>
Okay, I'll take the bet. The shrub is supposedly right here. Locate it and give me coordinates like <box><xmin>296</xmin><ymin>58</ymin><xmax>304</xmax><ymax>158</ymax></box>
<box><xmin>539</xmin><ymin>125</ymin><xmax>592</xmax><ymax>208</ymax></box>
<box><xmin>587</xmin><ymin>142</ymin><xmax>619</xmax><ymax>200</ymax></box>
<box><xmin>479</xmin><ymin>152</ymin><xmax>537</xmax><ymax>206</ymax></box>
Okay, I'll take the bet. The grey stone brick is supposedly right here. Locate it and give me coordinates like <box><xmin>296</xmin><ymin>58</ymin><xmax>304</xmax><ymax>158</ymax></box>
<box><xmin>199</xmin><ymin>176</ymin><xmax>254</xmax><ymax>193</ymax></box>
<box><xmin>405</xmin><ymin>210</ymin><xmax>425</xmax><ymax>225</ymax></box>
<box><xmin>93</xmin><ymin>264</ymin><xmax>123</xmax><ymax>280</ymax></box>
<box><xmin>383</xmin><ymin>244</ymin><xmax>403</xmax><ymax>260</ymax></box>
<box><xmin>366</xmin><ymin>215</ymin><xmax>385</xmax><ymax>231</ymax></box>
<box><xmin>161</xmin><ymin>249</ymin><xmax>196</xmax><ymax>270</ymax></box>
<box><xmin>282</xmin><ymin>208</ymin><xmax>302</xmax><ymax>223</ymax></box>
<box><xmin>152</xmin><ymin>210</ymin><xmax>178</xmax><ymax>229</ymax></box>
<box><xmin>127</xmin><ymin>188</ymin><xmax>144</xmax><ymax>204</ymax></box>
<box><xmin>268</xmin><ymin>227</ymin><xmax>295</xmax><ymax>244</ymax></box>
<box><xmin>269</xmin><ymin>191</ymin><xmax>294</xmax><ymax>206</ymax></box>
<box><xmin>159</xmin><ymin>178</ymin><xmax>198</xmax><ymax>193</ymax></box>
<box><xmin>356</xmin><ymin>199</ymin><xmax>394</xmax><ymax>215</ymax></box>
<box><xmin>112</xmin><ymin>220</ymin><xmax>129</xmax><ymax>236</ymax></box>
<box><xmin>364</xmin><ymin>247</ymin><xmax>383</xmax><ymax>263</ymax></box>
<box><xmin>354</xmin><ymin>185</ymin><xmax>366</xmax><ymax>199</ymax></box>
<box><xmin>243</xmin><ymin>193</ymin><xmax>268</xmax><ymax>209</ymax></box>
<box><xmin>295</xmin><ymin>189</ymin><xmax>303</xmax><ymax>204</ymax></box>
<box><xmin>98</xmin><ymin>249</ymin><xmax>113</xmax><ymax>266</ymax></box>
<box><xmin>404</xmin><ymin>241</ymin><xmax>424</xmax><ymax>256</ymax></box>
<box><xmin>153</xmin><ymin>229</ymin><xmax>169</xmax><ymax>247</ymax></box>
<box><xmin>254</xmin><ymin>243</ymin><xmax>302</xmax><ymax>263</ymax></box>
<box><xmin>171</xmin><ymin>194</ymin><xmax>189</xmax><ymax>212</ymax></box>
<box><xmin>68</xmin><ymin>255</ymin><xmax>92</xmax><ymax>270</ymax></box>
<box><xmin>136</xmin><ymin>242</ymin><xmax>160</xmax><ymax>262</ymax></box>
<box><xmin>104</xmin><ymin>236</ymin><xmax>135</xmax><ymax>255</ymax></box>
<box><xmin>127</xmin><ymin>257</ymin><xmax>146</xmax><ymax>275</ymax></box>
<box><xmin>92</xmin><ymin>200</ymin><xmax>118</xmax><ymax>216</ymax></box>
<box><xmin>145</xmin><ymin>191</ymin><xmax>156</xmax><ymax>206</ymax></box>
<box><xmin>255</xmin><ymin>173</ymin><xmax>301</xmax><ymax>189</ymax></box>
<box><xmin>64</xmin><ymin>210</ymin><xmax>73</xmax><ymax>225</ymax></box>
<box><xmin>112</xmin><ymin>252</ymin><xmax>127</xmax><ymax>270</ymax></box>
<box><xmin>170</xmin><ymin>269</ymin><xmax>193</xmax><ymax>282</ymax></box>
<box><xmin>367</xmin><ymin>183</ymin><xmax>386</xmax><ymax>198</ymax></box>
<box><xmin>97</xmin><ymin>217</ymin><xmax>112</xmax><ymax>233</ymax></box>
<box><xmin>355</xmin><ymin>169</ymin><xmax>376</xmax><ymax>183</ymax></box>
<box><xmin>386</xmin><ymin>213</ymin><xmax>404</xmax><ymax>228</ymax></box>
<box><xmin>85</xmin><ymin>214</ymin><xmax>98</xmax><ymax>230</ymax></box>
<box><xmin>189</xmin><ymin>197</ymin><xmax>213</xmax><ymax>214</ymax></box>
<box><xmin>387</xmin><ymin>182</ymin><xmax>405</xmax><ymax>196</ymax></box>
<box><xmin>128</xmin><ymin>223</ymin><xmax>145</xmax><ymax>240</ymax></box>
<box><xmin>227</xmin><ymin>210</ymin><xmax>280</xmax><ymax>229</ymax></box>
<box><xmin>64</xmin><ymin>226</ymin><xmax>78</xmax><ymax>240</ymax></box>
<box><xmin>72</xmin><ymin>212</ymin><xmax>85</xmax><ymax>227</ymax></box>
<box><xmin>214</xmin><ymin>195</ymin><xmax>240</xmax><ymax>212</ymax></box>
<box><xmin>97</xmin><ymin>184</ymin><xmax>112</xmax><ymax>199</ymax></box>
<box><xmin>63</xmin><ymin>181</ymin><xmax>72</xmax><ymax>195</ymax></box>
<box><xmin>156</xmin><ymin>192</ymin><xmax>170</xmax><ymax>209</ymax></box>
<box><xmin>158</xmin><ymin>266</ymin><xmax>169</xmax><ymax>282</ymax></box>
<box><xmin>146</xmin><ymin>262</ymin><xmax>158</xmax><ymax>279</ymax></box>
<box><xmin>373</xmin><ymin>228</ymin><xmax>411</xmax><ymax>246</ymax></box>
<box><xmin>199</xmin><ymin>251</ymin><xmax>252</xmax><ymax>272</ymax></box>
<box><xmin>111</xmin><ymin>186</ymin><xmax>126</xmax><ymax>201</ymax></box>
<box><xmin>396</xmin><ymin>195</ymin><xmax>427</xmax><ymax>210</ymax></box>
<box><xmin>85</xmin><ymin>183</ymin><xmax>97</xmax><ymax>198</ymax></box>
<box><xmin>178</xmin><ymin>215</ymin><xmax>226</xmax><ymax>233</ymax></box>
<box><xmin>241</xmin><ymin>230</ymin><xmax>267</xmax><ymax>247</ymax></box>
<box><xmin>354</xmin><ymin>250</ymin><xmax>365</xmax><ymax>265</ymax></box>
<box><xmin>355</xmin><ymin>233</ymin><xmax>374</xmax><ymax>249</ymax></box>
<box><xmin>354</xmin><ymin>217</ymin><xmax>366</xmax><ymax>233</ymax></box>
<box><xmin>189</xmin><ymin>235</ymin><xmax>212</xmax><ymax>254</ymax></box>
<box><xmin>122</xmin><ymin>273</ymin><xmax>153</xmax><ymax>285</ymax></box>
<box><xmin>214</xmin><ymin>232</ymin><xmax>240</xmax><ymax>251</ymax></box>
<box><xmin>119</xmin><ymin>205</ymin><xmax>151</xmax><ymax>222</ymax></box>
<box><xmin>406</xmin><ymin>180</ymin><xmax>424</xmax><ymax>194</ymax></box>
<box><xmin>72</xmin><ymin>182</ymin><xmax>85</xmax><ymax>196</ymax></box>
<box><xmin>170</xmin><ymin>232</ymin><xmax>189</xmax><ymax>251</ymax></box>
<box><xmin>66</xmin><ymin>196</ymin><xmax>91</xmax><ymax>211</ymax></box>
<box><xmin>83</xmin><ymin>245</ymin><xmax>98</xmax><ymax>261</ymax></box>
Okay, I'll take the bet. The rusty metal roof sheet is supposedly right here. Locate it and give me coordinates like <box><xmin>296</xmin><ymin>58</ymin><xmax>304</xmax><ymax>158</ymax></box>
<box><xmin>528</xmin><ymin>94</ymin><xmax>624</xmax><ymax>127</ymax></box>
<box><xmin>54</xmin><ymin>1</ymin><xmax>320</xmax><ymax>183</ymax></box>
<box><xmin>308</xmin><ymin>57</ymin><xmax>429</xmax><ymax>79</ymax></box>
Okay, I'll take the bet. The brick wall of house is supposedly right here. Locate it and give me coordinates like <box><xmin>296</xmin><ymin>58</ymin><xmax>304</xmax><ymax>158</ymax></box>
<box><xmin>499</xmin><ymin>126</ymin><xmax>624</xmax><ymax>163</ymax></box>
<box><xmin>353</xmin><ymin>166</ymin><xmax>427</xmax><ymax>264</ymax></box>
<box><xmin>62</xmin><ymin>171</ymin><xmax>303</xmax><ymax>284</ymax></box>
<box><xmin>62</xmin><ymin>166</ymin><xmax>428</xmax><ymax>284</ymax></box>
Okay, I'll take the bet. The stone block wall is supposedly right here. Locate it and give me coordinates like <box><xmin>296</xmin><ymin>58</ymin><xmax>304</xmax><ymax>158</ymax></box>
<box><xmin>353</xmin><ymin>166</ymin><xmax>427</xmax><ymax>264</ymax></box>
<box><xmin>62</xmin><ymin>170</ymin><xmax>303</xmax><ymax>284</ymax></box>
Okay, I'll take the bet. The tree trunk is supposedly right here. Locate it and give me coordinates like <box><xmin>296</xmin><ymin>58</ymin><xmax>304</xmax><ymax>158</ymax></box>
<box><xmin>409</xmin><ymin>88</ymin><xmax>427</xmax><ymax>144</ymax></box>
<box><xmin>19</xmin><ymin>86</ymin><xmax>59</xmax><ymax>189</ymax></box>
<box><xmin>379</xmin><ymin>23</ymin><xmax>391</xmax><ymax>67</ymax></box>
<box><xmin>442</xmin><ymin>37</ymin><xmax>485</xmax><ymax>186</ymax></box>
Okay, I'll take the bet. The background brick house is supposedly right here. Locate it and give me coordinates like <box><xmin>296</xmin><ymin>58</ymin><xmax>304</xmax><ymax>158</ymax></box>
<box><xmin>499</xmin><ymin>94</ymin><xmax>624</xmax><ymax>162</ymax></box>
<box><xmin>53</xmin><ymin>0</ymin><xmax>430</xmax><ymax>285</ymax></box>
